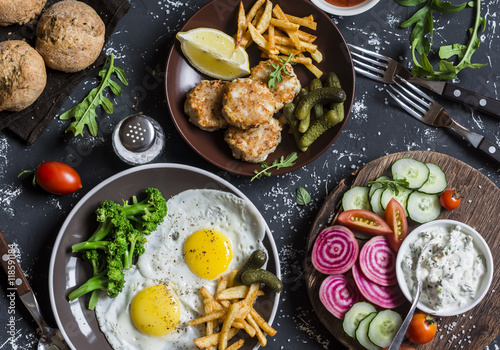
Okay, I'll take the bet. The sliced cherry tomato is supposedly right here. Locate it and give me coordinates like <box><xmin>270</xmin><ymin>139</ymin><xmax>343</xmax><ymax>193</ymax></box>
<box><xmin>382</xmin><ymin>345</ymin><xmax>415</xmax><ymax>350</ymax></box>
<box><xmin>406</xmin><ymin>312</ymin><xmax>437</xmax><ymax>344</ymax></box>
<box><xmin>440</xmin><ymin>190</ymin><xmax>461</xmax><ymax>210</ymax></box>
<box><xmin>338</xmin><ymin>209</ymin><xmax>393</xmax><ymax>235</ymax></box>
<box><xmin>384</xmin><ymin>198</ymin><xmax>408</xmax><ymax>252</ymax></box>
<box><xmin>20</xmin><ymin>161</ymin><xmax>82</xmax><ymax>195</ymax></box>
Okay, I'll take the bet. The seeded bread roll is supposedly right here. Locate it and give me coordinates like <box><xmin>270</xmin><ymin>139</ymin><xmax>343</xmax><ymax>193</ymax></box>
<box><xmin>0</xmin><ymin>0</ymin><xmax>47</xmax><ymax>26</ymax></box>
<box><xmin>0</xmin><ymin>40</ymin><xmax>47</xmax><ymax>112</ymax></box>
<box><xmin>35</xmin><ymin>0</ymin><xmax>105</xmax><ymax>73</ymax></box>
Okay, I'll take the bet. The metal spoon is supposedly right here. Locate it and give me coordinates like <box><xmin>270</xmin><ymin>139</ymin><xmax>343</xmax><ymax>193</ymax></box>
<box><xmin>0</xmin><ymin>228</ymin><xmax>70</xmax><ymax>350</ymax></box>
<box><xmin>388</xmin><ymin>242</ymin><xmax>433</xmax><ymax>350</ymax></box>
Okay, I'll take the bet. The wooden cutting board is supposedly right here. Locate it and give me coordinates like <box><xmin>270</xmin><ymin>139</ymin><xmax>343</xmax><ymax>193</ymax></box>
<box><xmin>305</xmin><ymin>151</ymin><xmax>500</xmax><ymax>350</ymax></box>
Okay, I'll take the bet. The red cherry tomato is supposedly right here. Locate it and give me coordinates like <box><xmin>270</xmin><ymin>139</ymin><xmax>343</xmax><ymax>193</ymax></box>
<box><xmin>384</xmin><ymin>198</ymin><xmax>408</xmax><ymax>252</ymax></box>
<box><xmin>382</xmin><ymin>345</ymin><xmax>415</xmax><ymax>350</ymax></box>
<box><xmin>21</xmin><ymin>161</ymin><xmax>82</xmax><ymax>195</ymax></box>
<box><xmin>440</xmin><ymin>190</ymin><xmax>461</xmax><ymax>210</ymax></box>
<box><xmin>338</xmin><ymin>209</ymin><xmax>393</xmax><ymax>235</ymax></box>
<box><xmin>406</xmin><ymin>313</ymin><xmax>437</xmax><ymax>344</ymax></box>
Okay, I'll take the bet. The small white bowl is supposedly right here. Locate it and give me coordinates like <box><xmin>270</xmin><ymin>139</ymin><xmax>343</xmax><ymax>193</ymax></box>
<box><xmin>311</xmin><ymin>0</ymin><xmax>380</xmax><ymax>16</ymax></box>
<box><xmin>396</xmin><ymin>219</ymin><xmax>493</xmax><ymax>317</ymax></box>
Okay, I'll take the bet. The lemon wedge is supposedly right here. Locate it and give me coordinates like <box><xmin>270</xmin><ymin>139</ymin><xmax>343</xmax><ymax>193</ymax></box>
<box><xmin>176</xmin><ymin>28</ymin><xmax>250</xmax><ymax>80</ymax></box>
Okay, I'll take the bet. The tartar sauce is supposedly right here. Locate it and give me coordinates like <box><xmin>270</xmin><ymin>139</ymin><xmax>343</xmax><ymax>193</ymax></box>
<box><xmin>401</xmin><ymin>224</ymin><xmax>486</xmax><ymax>312</ymax></box>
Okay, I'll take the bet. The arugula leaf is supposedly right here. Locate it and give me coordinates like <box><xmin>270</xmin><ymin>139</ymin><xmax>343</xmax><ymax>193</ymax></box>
<box><xmin>296</xmin><ymin>187</ymin><xmax>311</xmax><ymax>206</ymax></box>
<box><xmin>59</xmin><ymin>54</ymin><xmax>129</xmax><ymax>137</ymax></box>
<box><xmin>251</xmin><ymin>152</ymin><xmax>298</xmax><ymax>181</ymax></box>
<box><xmin>268</xmin><ymin>53</ymin><xmax>296</xmax><ymax>89</ymax></box>
<box><xmin>367</xmin><ymin>178</ymin><xmax>410</xmax><ymax>195</ymax></box>
<box><xmin>396</xmin><ymin>0</ymin><xmax>486</xmax><ymax>80</ymax></box>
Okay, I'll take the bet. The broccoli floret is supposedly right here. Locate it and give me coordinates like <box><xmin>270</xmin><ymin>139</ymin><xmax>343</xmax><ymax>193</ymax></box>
<box><xmin>68</xmin><ymin>188</ymin><xmax>167</xmax><ymax>309</ymax></box>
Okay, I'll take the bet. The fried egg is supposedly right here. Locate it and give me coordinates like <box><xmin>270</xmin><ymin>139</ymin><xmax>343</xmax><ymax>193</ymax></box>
<box><xmin>95</xmin><ymin>189</ymin><xmax>268</xmax><ymax>349</ymax></box>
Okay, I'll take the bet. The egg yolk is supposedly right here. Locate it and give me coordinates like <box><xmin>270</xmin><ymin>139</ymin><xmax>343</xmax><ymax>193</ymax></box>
<box><xmin>183</xmin><ymin>228</ymin><xmax>232</xmax><ymax>280</ymax></box>
<box><xmin>130</xmin><ymin>285</ymin><xmax>180</xmax><ymax>336</ymax></box>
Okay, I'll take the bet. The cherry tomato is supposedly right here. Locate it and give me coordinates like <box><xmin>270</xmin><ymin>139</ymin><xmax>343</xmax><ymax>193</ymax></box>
<box><xmin>406</xmin><ymin>313</ymin><xmax>437</xmax><ymax>344</ymax></box>
<box><xmin>384</xmin><ymin>198</ymin><xmax>408</xmax><ymax>252</ymax></box>
<box><xmin>382</xmin><ymin>345</ymin><xmax>415</xmax><ymax>350</ymax></box>
<box><xmin>440</xmin><ymin>190</ymin><xmax>461</xmax><ymax>210</ymax></box>
<box><xmin>338</xmin><ymin>209</ymin><xmax>393</xmax><ymax>235</ymax></box>
<box><xmin>21</xmin><ymin>161</ymin><xmax>82</xmax><ymax>195</ymax></box>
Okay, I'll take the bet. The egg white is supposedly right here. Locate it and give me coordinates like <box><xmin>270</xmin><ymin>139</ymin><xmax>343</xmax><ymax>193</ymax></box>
<box><xmin>95</xmin><ymin>189</ymin><xmax>268</xmax><ymax>350</ymax></box>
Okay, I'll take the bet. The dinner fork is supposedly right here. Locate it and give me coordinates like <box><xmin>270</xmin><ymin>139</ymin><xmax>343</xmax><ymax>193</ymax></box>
<box><xmin>386</xmin><ymin>76</ymin><xmax>500</xmax><ymax>165</ymax></box>
<box><xmin>348</xmin><ymin>44</ymin><xmax>500</xmax><ymax>119</ymax></box>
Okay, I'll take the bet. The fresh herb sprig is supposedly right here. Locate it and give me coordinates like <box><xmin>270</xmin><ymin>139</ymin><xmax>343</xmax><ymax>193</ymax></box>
<box><xmin>396</xmin><ymin>0</ymin><xmax>486</xmax><ymax>80</ymax></box>
<box><xmin>268</xmin><ymin>53</ymin><xmax>296</xmax><ymax>89</ymax></box>
<box><xmin>367</xmin><ymin>178</ymin><xmax>410</xmax><ymax>195</ymax></box>
<box><xmin>251</xmin><ymin>152</ymin><xmax>298</xmax><ymax>181</ymax></box>
<box><xmin>59</xmin><ymin>54</ymin><xmax>128</xmax><ymax>137</ymax></box>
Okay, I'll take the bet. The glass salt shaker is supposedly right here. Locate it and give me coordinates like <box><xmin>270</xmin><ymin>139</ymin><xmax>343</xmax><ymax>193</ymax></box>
<box><xmin>112</xmin><ymin>114</ymin><xmax>165</xmax><ymax>165</ymax></box>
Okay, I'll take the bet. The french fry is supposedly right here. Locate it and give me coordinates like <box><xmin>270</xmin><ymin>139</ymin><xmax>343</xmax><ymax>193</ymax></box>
<box><xmin>270</xmin><ymin>18</ymin><xmax>300</xmax><ymax>31</ymax></box>
<box><xmin>219</xmin><ymin>302</ymin><xmax>242</xmax><ymax>350</ymax></box>
<box><xmin>233</xmin><ymin>319</ymin><xmax>256</xmax><ymax>337</ymax></box>
<box><xmin>226</xmin><ymin>338</ymin><xmax>245</xmax><ymax>350</ymax></box>
<box><xmin>268</xmin><ymin>24</ymin><xmax>275</xmax><ymax>53</ymax></box>
<box><xmin>203</xmin><ymin>299</ymin><xmax>216</xmax><ymax>350</ymax></box>
<box><xmin>246</xmin><ymin>0</ymin><xmax>265</xmax><ymax>23</ymax></box>
<box><xmin>272</xmin><ymin>4</ymin><xmax>302</xmax><ymax>50</ymax></box>
<box><xmin>248</xmin><ymin>23</ymin><xmax>279</xmax><ymax>55</ymax></box>
<box><xmin>246</xmin><ymin>314</ymin><xmax>267</xmax><ymax>347</ymax></box>
<box><xmin>250</xmin><ymin>308</ymin><xmax>277</xmax><ymax>336</ymax></box>
<box><xmin>255</xmin><ymin>0</ymin><xmax>273</xmax><ymax>34</ymax></box>
<box><xmin>285</xmin><ymin>14</ymin><xmax>317</xmax><ymax>30</ymax></box>
<box><xmin>235</xmin><ymin>2</ymin><xmax>247</xmax><ymax>48</ymax></box>
<box><xmin>228</xmin><ymin>270</ymin><xmax>238</xmax><ymax>288</ymax></box>
<box><xmin>307</xmin><ymin>46</ymin><xmax>323</xmax><ymax>63</ymax></box>
<box><xmin>296</xmin><ymin>29</ymin><xmax>317</xmax><ymax>43</ymax></box>
<box><xmin>193</xmin><ymin>328</ymin><xmax>239</xmax><ymax>349</ymax></box>
<box><xmin>188</xmin><ymin>309</ymin><xmax>228</xmax><ymax>327</ymax></box>
<box><xmin>217</xmin><ymin>285</ymin><xmax>249</xmax><ymax>300</ymax></box>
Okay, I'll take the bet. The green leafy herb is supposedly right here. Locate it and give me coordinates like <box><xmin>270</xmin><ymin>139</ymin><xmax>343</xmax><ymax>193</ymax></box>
<box><xmin>396</xmin><ymin>0</ymin><xmax>486</xmax><ymax>80</ymax></box>
<box><xmin>367</xmin><ymin>178</ymin><xmax>410</xmax><ymax>195</ymax></box>
<box><xmin>268</xmin><ymin>53</ymin><xmax>296</xmax><ymax>89</ymax></box>
<box><xmin>59</xmin><ymin>54</ymin><xmax>129</xmax><ymax>137</ymax></box>
<box><xmin>296</xmin><ymin>187</ymin><xmax>311</xmax><ymax>206</ymax></box>
<box><xmin>251</xmin><ymin>152</ymin><xmax>298</xmax><ymax>181</ymax></box>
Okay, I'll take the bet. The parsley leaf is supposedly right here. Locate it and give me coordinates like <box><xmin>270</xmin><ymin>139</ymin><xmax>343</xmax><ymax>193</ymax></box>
<box><xmin>396</xmin><ymin>0</ymin><xmax>486</xmax><ymax>80</ymax></box>
<box><xmin>268</xmin><ymin>53</ymin><xmax>296</xmax><ymax>89</ymax></box>
<box><xmin>251</xmin><ymin>152</ymin><xmax>298</xmax><ymax>181</ymax></box>
<box><xmin>59</xmin><ymin>54</ymin><xmax>129</xmax><ymax>137</ymax></box>
<box><xmin>296</xmin><ymin>187</ymin><xmax>311</xmax><ymax>206</ymax></box>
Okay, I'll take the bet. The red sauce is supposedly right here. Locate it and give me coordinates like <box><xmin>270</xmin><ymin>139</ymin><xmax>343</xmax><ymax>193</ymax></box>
<box><xmin>325</xmin><ymin>0</ymin><xmax>366</xmax><ymax>6</ymax></box>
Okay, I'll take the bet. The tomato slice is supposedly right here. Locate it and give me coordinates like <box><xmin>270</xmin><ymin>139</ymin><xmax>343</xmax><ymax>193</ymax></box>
<box><xmin>384</xmin><ymin>198</ymin><xmax>408</xmax><ymax>252</ymax></box>
<box><xmin>338</xmin><ymin>209</ymin><xmax>393</xmax><ymax>235</ymax></box>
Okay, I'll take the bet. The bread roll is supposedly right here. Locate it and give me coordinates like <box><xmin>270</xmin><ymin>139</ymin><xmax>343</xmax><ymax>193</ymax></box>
<box><xmin>35</xmin><ymin>0</ymin><xmax>105</xmax><ymax>73</ymax></box>
<box><xmin>0</xmin><ymin>0</ymin><xmax>47</xmax><ymax>26</ymax></box>
<box><xmin>0</xmin><ymin>40</ymin><xmax>47</xmax><ymax>112</ymax></box>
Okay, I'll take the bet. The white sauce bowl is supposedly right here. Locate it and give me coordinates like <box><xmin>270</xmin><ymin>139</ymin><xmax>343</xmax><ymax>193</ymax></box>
<box><xmin>310</xmin><ymin>0</ymin><xmax>380</xmax><ymax>16</ymax></box>
<box><xmin>396</xmin><ymin>219</ymin><xmax>493</xmax><ymax>317</ymax></box>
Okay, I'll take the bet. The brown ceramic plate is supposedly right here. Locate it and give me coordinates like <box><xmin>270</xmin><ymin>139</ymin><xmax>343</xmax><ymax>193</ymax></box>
<box><xmin>49</xmin><ymin>164</ymin><xmax>280</xmax><ymax>350</ymax></box>
<box><xmin>165</xmin><ymin>0</ymin><xmax>355</xmax><ymax>176</ymax></box>
<box><xmin>305</xmin><ymin>151</ymin><xmax>500</xmax><ymax>349</ymax></box>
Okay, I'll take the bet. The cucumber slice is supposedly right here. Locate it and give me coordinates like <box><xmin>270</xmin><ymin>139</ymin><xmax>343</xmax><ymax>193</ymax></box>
<box><xmin>391</xmin><ymin>158</ymin><xmax>430</xmax><ymax>189</ymax></box>
<box><xmin>342</xmin><ymin>186</ymin><xmax>371</xmax><ymax>211</ymax></box>
<box><xmin>368</xmin><ymin>175</ymin><xmax>390</xmax><ymax>198</ymax></box>
<box><xmin>355</xmin><ymin>312</ymin><xmax>379</xmax><ymax>350</ymax></box>
<box><xmin>369</xmin><ymin>188</ymin><xmax>385</xmax><ymax>217</ymax></box>
<box><xmin>418</xmin><ymin>162</ymin><xmax>447</xmax><ymax>194</ymax></box>
<box><xmin>367</xmin><ymin>309</ymin><xmax>402</xmax><ymax>348</ymax></box>
<box><xmin>343</xmin><ymin>302</ymin><xmax>377</xmax><ymax>338</ymax></box>
<box><xmin>380</xmin><ymin>186</ymin><xmax>413</xmax><ymax>217</ymax></box>
<box><xmin>407</xmin><ymin>191</ymin><xmax>441</xmax><ymax>223</ymax></box>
